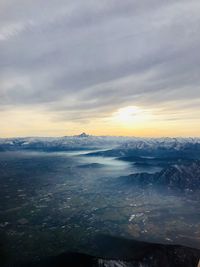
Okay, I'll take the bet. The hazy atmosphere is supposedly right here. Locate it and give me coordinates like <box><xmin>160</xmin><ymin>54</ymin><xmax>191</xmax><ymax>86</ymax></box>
<box><xmin>1</xmin><ymin>2</ymin><xmax>200</xmax><ymax>267</ymax></box>
<box><xmin>1</xmin><ymin>0</ymin><xmax>200</xmax><ymax>137</ymax></box>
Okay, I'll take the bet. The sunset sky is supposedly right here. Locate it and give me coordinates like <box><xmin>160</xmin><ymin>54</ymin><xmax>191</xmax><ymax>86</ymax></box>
<box><xmin>0</xmin><ymin>0</ymin><xmax>200</xmax><ymax>137</ymax></box>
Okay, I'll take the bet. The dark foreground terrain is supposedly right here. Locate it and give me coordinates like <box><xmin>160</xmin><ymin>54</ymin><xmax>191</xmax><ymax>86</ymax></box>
<box><xmin>4</xmin><ymin>236</ymin><xmax>200</xmax><ymax>267</ymax></box>
<box><xmin>0</xmin><ymin>136</ymin><xmax>200</xmax><ymax>266</ymax></box>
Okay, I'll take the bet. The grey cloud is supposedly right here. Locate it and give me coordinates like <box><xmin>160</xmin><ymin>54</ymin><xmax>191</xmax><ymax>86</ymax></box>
<box><xmin>0</xmin><ymin>0</ymin><xmax>200</xmax><ymax>122</ymax></box>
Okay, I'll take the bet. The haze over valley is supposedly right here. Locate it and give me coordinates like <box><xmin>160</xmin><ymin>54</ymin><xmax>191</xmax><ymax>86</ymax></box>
<box><xmin>0</xmin><ymin>134</ymin><xmax>200</xmax><ymax>266</ymax></box>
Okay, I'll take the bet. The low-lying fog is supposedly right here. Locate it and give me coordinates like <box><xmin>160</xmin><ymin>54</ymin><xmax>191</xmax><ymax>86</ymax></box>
<box><xmin>0</xmin><ymin>150</ymin><xmax>199</xmax><ymax>263</ymax></box>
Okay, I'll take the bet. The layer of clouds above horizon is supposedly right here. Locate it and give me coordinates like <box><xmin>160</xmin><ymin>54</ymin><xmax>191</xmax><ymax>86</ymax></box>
<box><xmin>0</xmin><ymin>0</ymin><xmax>200</xmax><ymax>137</ymax></box>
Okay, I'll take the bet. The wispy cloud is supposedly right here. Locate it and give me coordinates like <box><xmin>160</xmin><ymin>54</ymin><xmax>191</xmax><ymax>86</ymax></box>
<box><xmin>0</xmin><ymin>0</ymin><xmax>200</xmax><ymax>136</ymax></box>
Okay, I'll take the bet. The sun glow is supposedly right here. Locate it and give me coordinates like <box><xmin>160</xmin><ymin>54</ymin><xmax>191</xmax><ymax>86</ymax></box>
<box><xmin>111</xmin><ymin>106</ymin><xmax>151</xmax><ymax>126</ymax></box>
<box><xmin>115</xmin><ymin>106</ymin><xmax>141</xmax><ymax>122</ymax></box>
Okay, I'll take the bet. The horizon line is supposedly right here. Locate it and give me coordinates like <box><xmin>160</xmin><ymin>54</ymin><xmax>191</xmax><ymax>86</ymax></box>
<box><xmin>1</xmin><ymin>134</ymin><xmax>200</xmax><ymax>139</ymax></box>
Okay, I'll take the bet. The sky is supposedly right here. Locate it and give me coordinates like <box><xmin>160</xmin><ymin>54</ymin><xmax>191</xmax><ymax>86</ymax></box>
<box><xmin>0</xmin><ymin>0</ymin><xmax>200</xmax><ymax>137</ymax></box>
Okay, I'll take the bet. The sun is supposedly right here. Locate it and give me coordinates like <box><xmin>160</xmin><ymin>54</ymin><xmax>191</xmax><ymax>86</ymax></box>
<box><xmin>112</xmin><ymin>106</ymin><xmax>141</xmax><ymax>123</ymax></box>
<box><xmin>108</xmin><ymin>105</ymin><xmax>154</xmax><ymax>129</ymax></box>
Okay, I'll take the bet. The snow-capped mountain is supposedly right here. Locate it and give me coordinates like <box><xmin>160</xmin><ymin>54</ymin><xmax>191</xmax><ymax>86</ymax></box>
<box><xmin>119</xmin><ymin>137</ymin><xmax>200</xmax><ymax>151</ymax></box>
<box><xmin>0</xmin><ymin>134</ymin><xmax>132</xmax><ymax>151</ymax></box>
<box><xmin>0</xmin><ymin>135</ymin><xmax>200</xmax><ymax>154</ymax></box>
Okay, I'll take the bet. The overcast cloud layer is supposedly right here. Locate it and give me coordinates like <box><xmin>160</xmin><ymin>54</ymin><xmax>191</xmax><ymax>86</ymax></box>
<box><xmin>0</xmin><ymin>0</ymin><xmax>200</xmax><ymax>133</ymax></box>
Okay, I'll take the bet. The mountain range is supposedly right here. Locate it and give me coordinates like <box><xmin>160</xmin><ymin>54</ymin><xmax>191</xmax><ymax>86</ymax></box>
<box><xmin>118</xmin><ymin>161</ymin><xmax>200</xmax><ymax>191</ymax></box>
<box><xmin>0</xmin><ymin>135</ymin><xmax>200</xmax><ymax>155</ymax></box>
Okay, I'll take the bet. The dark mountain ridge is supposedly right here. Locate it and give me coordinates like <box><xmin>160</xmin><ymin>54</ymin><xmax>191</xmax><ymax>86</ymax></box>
<box><xmin>119</xmin><ymin>161</ymin><xmax>200</xmax><ymax>191</ymax></box>
<box><xmin>9</xmin><ymin>236</ymin><xmax>200</xmax><ymax>267</ymax></box>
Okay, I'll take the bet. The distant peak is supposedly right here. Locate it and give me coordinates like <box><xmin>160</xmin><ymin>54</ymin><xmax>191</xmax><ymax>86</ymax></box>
<box><xmin>75</xmin><ymin>132</ymin><xmax>90</xmax><ymax>138</ymax></box>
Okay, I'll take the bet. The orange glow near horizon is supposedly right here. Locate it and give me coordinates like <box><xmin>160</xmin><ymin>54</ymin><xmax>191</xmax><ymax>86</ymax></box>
<box><xmin>0</xmin><ymin>105</ymin><xmax>200</xmax><ymax>138</ymax></box>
